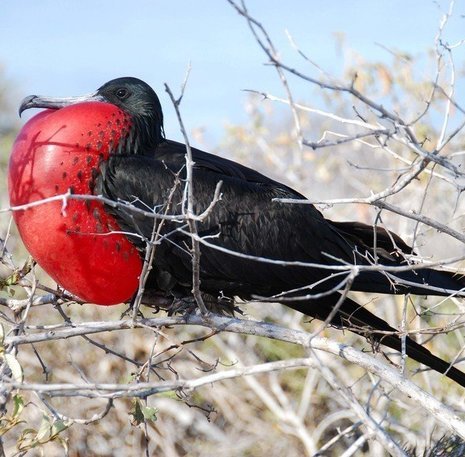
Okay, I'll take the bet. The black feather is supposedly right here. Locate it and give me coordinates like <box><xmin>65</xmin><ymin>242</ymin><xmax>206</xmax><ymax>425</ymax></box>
<box><xmin>37</xmin><ymin>77</ymin><xmax>465</xmax><ymax>387</ymax></box>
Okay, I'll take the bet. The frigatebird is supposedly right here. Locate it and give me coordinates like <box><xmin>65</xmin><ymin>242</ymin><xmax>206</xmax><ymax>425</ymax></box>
<box><xmin>11</xmin><ymin>77</ymin><xmax>465</xmax><ymax>387</ymax></box>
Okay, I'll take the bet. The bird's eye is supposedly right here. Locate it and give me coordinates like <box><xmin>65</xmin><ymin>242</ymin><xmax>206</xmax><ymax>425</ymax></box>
<box><xmin>115</xmin><ymin>88</ymin><xmax>129</xmax><ymax>99</ymax></box>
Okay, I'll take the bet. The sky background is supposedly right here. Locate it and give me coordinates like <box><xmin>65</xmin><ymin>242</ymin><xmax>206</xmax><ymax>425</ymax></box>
<box><xmin>1</xmin><ymin>1</ymin><xmax>464</xmax><ymax>146</ymax></box>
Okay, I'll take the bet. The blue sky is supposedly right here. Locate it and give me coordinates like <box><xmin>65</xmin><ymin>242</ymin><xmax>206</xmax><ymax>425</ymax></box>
<box><xmin>1</xmin><ymin>1</ymin><xmax>464</xmax><ymax>144</ymax></box>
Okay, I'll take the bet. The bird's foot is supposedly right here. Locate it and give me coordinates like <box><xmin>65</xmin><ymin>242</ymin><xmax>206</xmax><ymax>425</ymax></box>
<box><xmin>207</xmin><ymin>295</ymin><xmax>243</xmax><ymax>316</ymax></box>
<box><xmin>121</xmin><ymin>300</ymin><xmax>147</xmax><ymax>319</ymax></box>
<box><xmin>137</xmin><ymin>289</ymin><xmax>242</xmax><ymax>317</ymax></box>
<box><xmin>167</xmin><ymin>296</ymin><xmax>197</xmax><ymax>316</ymax></box>
<box><xmin>166</xmin><ymin>294</ymin><xmax>242</xmax><ymax>317</ymax></box>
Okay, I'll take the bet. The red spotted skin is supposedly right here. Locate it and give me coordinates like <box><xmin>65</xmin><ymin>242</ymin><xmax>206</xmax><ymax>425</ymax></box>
<box><xmin>8</xmin><ymin>102</ymin><xmax>142</xmax><ymax>305</ymax></box>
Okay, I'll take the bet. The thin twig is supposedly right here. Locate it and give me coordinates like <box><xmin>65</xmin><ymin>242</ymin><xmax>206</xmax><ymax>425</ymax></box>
<box><xmin>164</xmin><ymin>77</ymin><xmax>209</xmax><ymax>315</ymax></box>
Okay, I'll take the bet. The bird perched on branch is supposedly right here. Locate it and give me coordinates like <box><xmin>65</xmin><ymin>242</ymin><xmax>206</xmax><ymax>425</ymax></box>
<box><xmin>9</xmin><ymin>77</ymin><xmax>465</xmax><ymax>387</ymax></box>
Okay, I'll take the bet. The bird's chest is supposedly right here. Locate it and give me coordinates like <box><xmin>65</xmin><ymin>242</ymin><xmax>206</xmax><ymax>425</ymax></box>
<box><xmin>8</xmin><ymin>103</ymin><xmax>142</xmax><ymax>305</ymax></box>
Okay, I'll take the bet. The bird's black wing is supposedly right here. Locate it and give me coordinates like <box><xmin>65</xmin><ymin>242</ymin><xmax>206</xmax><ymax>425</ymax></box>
<box><xmin>156</xmin><ymin>141</ymin><xmax>419</xmax><ymax>266</ymax></box>
<box><xmin>155</xmin><ymin>139</ymin><xmax>303</xmax><ymax>195</ymax></box>
<box><xmin>97</xmin><ymin>150</ymin><xmax>465</xmax><ymax>388</ymax></box>
<box><xmin>97</xmin><ymin>151</ymin><xmax>362</xmax><ymax>299</ymax></box>
<box><xmin>98</xmin><ymin>147</ymin><xmax>465</xmax><ymax>298</ymax></box>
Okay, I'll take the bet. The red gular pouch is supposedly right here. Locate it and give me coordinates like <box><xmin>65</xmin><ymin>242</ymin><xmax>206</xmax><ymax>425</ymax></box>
<box><xmin>8</xmin><ymin>102</ymin><xmax>142</xmax><ymax>305</ymax></box>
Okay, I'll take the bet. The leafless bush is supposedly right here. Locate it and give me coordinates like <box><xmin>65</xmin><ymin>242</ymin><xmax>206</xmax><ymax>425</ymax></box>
<box><xmin>1</xmin><ymin>1</ymin><xmax>465</xmax><ymax>456</ymax></box>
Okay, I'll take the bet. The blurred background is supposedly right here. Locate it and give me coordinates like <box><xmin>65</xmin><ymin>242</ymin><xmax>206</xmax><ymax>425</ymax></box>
<box><xmin>1</xmin><ymin>0</ymin><xmax>464</xmax><ymax>143</ymax></box>
<box><xmin>1</xmin><ymin>1</ymin><xmax>465</xmax><ymax>456</ymax></box>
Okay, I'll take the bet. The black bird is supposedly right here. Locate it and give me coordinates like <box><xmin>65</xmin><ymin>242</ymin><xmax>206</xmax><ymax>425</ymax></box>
<box><xmin>19</xmin><ymin>77</ymin><xmax>465</xmax><ymax>387</ymax></box>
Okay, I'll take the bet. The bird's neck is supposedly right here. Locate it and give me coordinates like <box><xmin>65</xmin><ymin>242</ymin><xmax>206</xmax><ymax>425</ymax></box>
<box><xmin>114</xmin><ymin>114</ymin><xmax>164</xmax><ymax>156</ymax></box>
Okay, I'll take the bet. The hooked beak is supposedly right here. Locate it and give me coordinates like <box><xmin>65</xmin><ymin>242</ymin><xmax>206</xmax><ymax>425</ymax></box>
<box><xmin>18</xmin><ymin>91</ymin><xmax>105</xmax><ymax>117</ymax></box>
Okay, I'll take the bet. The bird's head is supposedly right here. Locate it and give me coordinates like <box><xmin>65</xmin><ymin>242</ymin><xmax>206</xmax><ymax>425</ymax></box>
<box><xmin>19</xmin><ymin>77</ymin><xmax>165</xmax><ymax>154</ymax></box>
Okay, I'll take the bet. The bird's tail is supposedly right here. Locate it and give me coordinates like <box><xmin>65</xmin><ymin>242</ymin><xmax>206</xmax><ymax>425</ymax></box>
<box><xmin>330</xmin><ymin>220</ymin><xmax>465</xmax><ymax>297</ymax></box>
<box><xmin>351</xmin><ymin>267</ymin><xmax>465</xmax><ymax>297</ymax></box>
<box><xmin>286</xmin><ymin>294</ymin><xmax>465</xmax><ymax>388</ymax></box>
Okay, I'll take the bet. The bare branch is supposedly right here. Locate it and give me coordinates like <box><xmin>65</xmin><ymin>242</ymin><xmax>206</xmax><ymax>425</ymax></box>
<box><xmin>4</xmin><ymin>312</ymin><xmax>465</xmax><ymax>439</ymax></box>
<box><xmin>165</xmin><ymin>79</ymin><xmax>209</xmax><ymax>315</ymax></box>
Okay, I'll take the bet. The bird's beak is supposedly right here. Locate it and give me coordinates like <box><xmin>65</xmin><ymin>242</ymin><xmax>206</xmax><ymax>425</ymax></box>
<box><xmin>18</xmin><ymin>91</ymin><xmax>105</xmax><ymax>117</ymax></box>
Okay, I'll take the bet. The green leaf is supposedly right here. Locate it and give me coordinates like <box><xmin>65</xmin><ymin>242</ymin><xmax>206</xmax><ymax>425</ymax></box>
<box><xmin>5</xmin><ymin>286</ymin><xmax>15</xmax><ymax>297</ymax></box>
<box><xmin>50</xmin><ymin>419</ymin><xmax>68</xmax><ymax>437</ymax></box>
<box><xmin>5</xmin><ymin>353</ymin><xmax>23</xmax><ymax>383</ymax></box>
<box><xmin>0</xmin><ymin>324</ymin><xmax>4</xmax><ymax>347</ymax></box>
<box><xmin>142</xmin><ymin>406</ymin><xmax>158</xmax><ymax>422</ymax></box>
<box><xmin>17</xmin><ymin>428</ymin><xmax>37</xmax><ymax>450</ymax></box>
<box><xmin>21</xmin><ymin>257</ymin><xmax>34</xmax><ymax>276</ymax></box>
<box><xmin>130</xmin><ymin>400</ymin><xmax>144</xmax><ymax>426</ymax></box>
<box><xmin>12</xmin><ymin>394</ymin><xmax>24</xmax><ymax>418</ymax></box>
<box><xmin>4</xmin><ymin>271</ymin><xmax>19</xmax><ymax>287</ymax></box>
<box><xmin>35</xmin><ymin>415</ymin><xmax>52</xmax><ymax>442</ymax></box>
<box><xmin>130</xmin><ymin>400</ymin><xmax>158</xmax><ymax>425</ymax></box>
